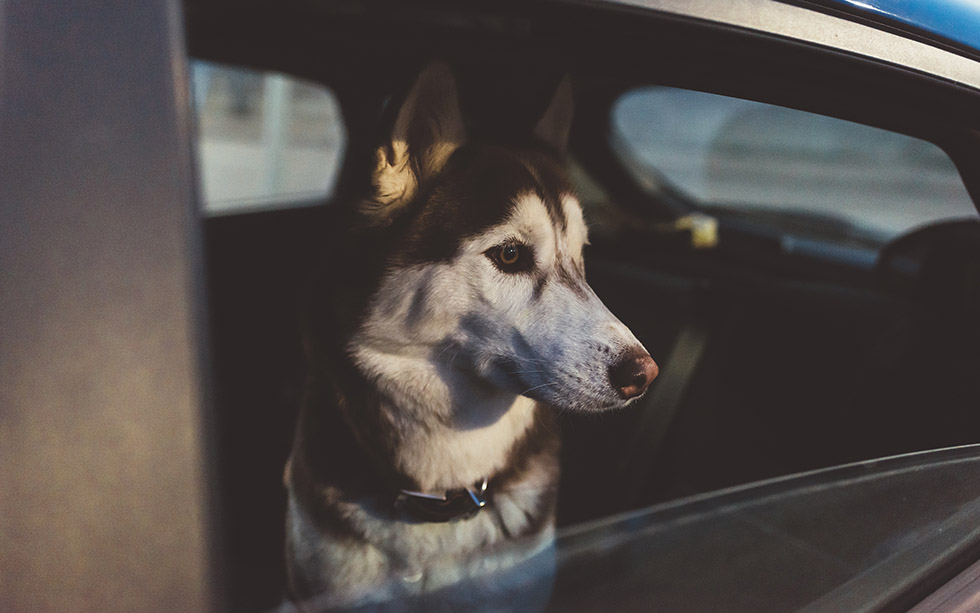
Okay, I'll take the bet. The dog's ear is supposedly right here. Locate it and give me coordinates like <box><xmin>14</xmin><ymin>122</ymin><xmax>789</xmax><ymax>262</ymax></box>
<box><xmin>533</xmin><ymin>76</ymin><xmax>573</xmax><ymax>154</ymax></box>
<box><xmin>363</xmin><ymin>62</ymin><xmax>466</xmax><ymax>221</ymax></box>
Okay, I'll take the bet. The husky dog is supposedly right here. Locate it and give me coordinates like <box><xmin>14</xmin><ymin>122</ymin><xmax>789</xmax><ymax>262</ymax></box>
<box><xmin>284</xmin><ymin>62</ymin><xmax>658</xmax><ymax>608</ymax></box>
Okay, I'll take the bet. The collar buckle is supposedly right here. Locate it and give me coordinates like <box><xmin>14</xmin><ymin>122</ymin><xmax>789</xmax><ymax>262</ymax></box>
<box><xmin>398</xmin><ymin>478</ymin><xmax>489</xmax><ymax>522</ymax></box>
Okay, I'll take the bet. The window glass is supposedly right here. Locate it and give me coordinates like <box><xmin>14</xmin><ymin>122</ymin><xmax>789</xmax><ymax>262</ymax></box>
<box><xmin>612</xmin><ymin>87</ymin><xmax>977</xmax><ymax>241</ymax></box>
<box><xmin>191</xmin><ymin>60</ymin><xmax>345</xmax><ymax>216</ymax></box>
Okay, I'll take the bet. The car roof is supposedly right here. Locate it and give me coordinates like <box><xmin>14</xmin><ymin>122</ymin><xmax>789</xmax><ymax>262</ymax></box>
<box><xmin>814</xmin><ymin>0</ymin><xmax>980</xmax><ymax>56</ymax></box>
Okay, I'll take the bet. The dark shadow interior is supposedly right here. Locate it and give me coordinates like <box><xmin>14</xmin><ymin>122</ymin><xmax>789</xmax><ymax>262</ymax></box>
<box><xmin>188</xmin><ymin>1</ymin><xmax>980</xmax><ymax>608</ymax></box>
<box><xmin>203</xmin><ymin>204</ymin><xmax>980</xmax><ymax>609</ymax></box>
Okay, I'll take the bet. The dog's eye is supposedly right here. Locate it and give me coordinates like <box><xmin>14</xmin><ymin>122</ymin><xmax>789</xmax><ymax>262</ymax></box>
<box><xmin>500</xmin><ymin>244</ymin><xmax>520</xmax><ymax>265</ymax></box>
<box><xmin>487</xmin><ymin>242</ymin><xmax>533</xmax><ymax>273</ymax></box>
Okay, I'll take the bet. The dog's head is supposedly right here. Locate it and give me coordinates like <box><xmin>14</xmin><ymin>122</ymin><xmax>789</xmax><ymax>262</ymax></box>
<box><xmin>349</xmin><ymin>62</ymin><xmax>657</xmax><ymax>414</ymax></box>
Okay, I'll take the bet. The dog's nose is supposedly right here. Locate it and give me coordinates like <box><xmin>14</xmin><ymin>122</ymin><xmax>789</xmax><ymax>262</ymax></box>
<box><xmin>609</xmin><ymin>352</ymin><xmax>659</xmax><ymax>399</ymax></box>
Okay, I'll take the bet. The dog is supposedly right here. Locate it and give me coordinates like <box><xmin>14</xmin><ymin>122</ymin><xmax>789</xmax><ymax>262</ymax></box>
<box><xmin>283</xmin><ymin>62</ymin><xmax>658</xmax><ymax>609</ymax></box>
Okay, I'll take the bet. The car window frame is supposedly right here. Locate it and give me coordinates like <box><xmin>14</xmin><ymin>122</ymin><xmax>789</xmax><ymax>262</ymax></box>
<box><xmin>180</xmin><ymin>1</ymin><xmax>980</xmax><ymax>608</ymax></box>
<box><xmin>566</xmin><ymin>13</ymin><xmax>980</xmax><ymax>225</ymax></box>
<box><xmin>0</xmin><ymin>0</ymin><xmax>225</xmax><ymax>610</ymax></box>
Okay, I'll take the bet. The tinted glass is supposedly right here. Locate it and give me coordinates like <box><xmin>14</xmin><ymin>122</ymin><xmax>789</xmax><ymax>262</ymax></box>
<box><xmin>306</xmin><ymin>447</ymin><xmax>980</xmax><ymax>612</ymax></box>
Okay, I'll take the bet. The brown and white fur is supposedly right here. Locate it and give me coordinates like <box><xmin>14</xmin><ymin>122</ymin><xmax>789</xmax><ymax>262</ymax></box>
<box><xmin>283</xmin><ymin>62</ymin><xmax>658</xmax><ymax>609</ymax></box>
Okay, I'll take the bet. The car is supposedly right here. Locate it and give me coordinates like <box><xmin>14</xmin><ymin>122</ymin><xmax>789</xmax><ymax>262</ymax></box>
<box><xmin>2</xmin><ymin>0</ymin><xmax>979</xmax><ymax>610</ymax></box>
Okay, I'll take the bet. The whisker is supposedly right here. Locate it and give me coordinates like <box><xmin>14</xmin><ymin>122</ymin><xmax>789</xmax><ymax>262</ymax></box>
<box><xmin>523</xmin><ymin>358</ymin><xmax>553</xmax><ymax>366</ymax></box>
<box><xmin>435</xmin><ymin>344</ymin><xmax>457</xmax><ymax>361</ymax></box>
<box><xmin>520</xmin><ymin>381</ymin><xmax>557</xmax><ymax>396</ymax></box>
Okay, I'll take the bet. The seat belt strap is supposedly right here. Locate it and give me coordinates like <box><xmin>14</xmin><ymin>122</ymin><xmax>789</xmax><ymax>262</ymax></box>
<box><xmin>620</xmin><ymin>322</ymin><xmax>710</xmax><ymax>506</ymax></box>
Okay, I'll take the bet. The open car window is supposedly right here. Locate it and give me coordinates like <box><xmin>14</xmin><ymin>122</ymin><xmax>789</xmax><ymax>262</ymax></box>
<box><xmin>191</xmin><ymin>60</ymin><xmax>345</xmax><ymax>216</ymax></box>
<box><xmin>612</xmin><ymin>86</ymin><xmax>978</xmax><ymax>243</ymax></box>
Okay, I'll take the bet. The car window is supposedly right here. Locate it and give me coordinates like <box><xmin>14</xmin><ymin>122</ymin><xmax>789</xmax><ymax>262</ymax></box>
<box><xmin>612</xmin><ymin>86</ymin><xmax>978</xmax><ymax>242</ymax></box>
<box><xmin>365</xmin><ymin>446</ymin><xmax>980</xmax><ymax>612</ymax></box>
<box><xmin>191</xmin><ymin>60</ymin><xmax>345</xmax><ymax>216</ymax></box>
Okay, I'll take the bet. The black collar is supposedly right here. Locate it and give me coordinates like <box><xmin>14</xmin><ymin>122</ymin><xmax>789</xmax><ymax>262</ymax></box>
<box><xmin>397</xmin><ymin>478</ymin><xmax>489</xmax><ymax>522</ymax></box>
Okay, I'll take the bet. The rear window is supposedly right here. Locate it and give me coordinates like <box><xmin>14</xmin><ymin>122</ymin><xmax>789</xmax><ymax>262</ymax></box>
<box><xmin>191</xmin><ymin>61</ymin><xmax>345</xmax><ymax>216</ymax></box>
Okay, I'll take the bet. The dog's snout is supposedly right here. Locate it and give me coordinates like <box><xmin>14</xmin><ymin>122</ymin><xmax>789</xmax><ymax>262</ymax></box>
<box><xmin>609</xmin><ymin>352</ymin><xmax>659</xmax><ymax>400</ymax></box>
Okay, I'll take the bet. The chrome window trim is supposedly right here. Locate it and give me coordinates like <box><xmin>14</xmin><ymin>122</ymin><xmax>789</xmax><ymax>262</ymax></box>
<box><xmin>598</xmin><ymin>0</ymin><xmax>980</xmax><ymax>91</ymax></box>
<box><xmin>908</xmin><ymin>556</ymin><xmax>980</xmax><ymax>612</ymax></box>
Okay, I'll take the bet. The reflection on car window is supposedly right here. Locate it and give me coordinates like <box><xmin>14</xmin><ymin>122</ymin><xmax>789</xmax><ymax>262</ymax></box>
<box><xmin>541</xmin><ymin>447</ymin><xmax>980</xmax><ymax>611</ymax></box>
<box><xmin>612</xmin><ymin>87</ymin><xmax>977</xmax><ymax>240</ymax></box>
<box><xmin>191</xmin><ymin>60</ymin><xmax>345</xmax><ymax>216</ymax></box>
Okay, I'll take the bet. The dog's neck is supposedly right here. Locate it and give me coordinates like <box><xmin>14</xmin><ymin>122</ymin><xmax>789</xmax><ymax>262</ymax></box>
<box><xmin>350</xmin><ymin>345</ymin><xmax>540</xmax><ymax>492</ymax></box>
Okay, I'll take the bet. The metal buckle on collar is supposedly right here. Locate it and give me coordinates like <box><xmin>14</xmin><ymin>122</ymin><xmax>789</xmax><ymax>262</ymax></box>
<box><xmin>398</xmin><ymin>478</ymin><xmax>489</xmax><ymax>522</ymax></box>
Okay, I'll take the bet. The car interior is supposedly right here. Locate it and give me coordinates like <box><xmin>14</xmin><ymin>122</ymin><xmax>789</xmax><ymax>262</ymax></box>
<box><xmin>183</xmin><ymin>1</ymin><xmax>980</xmax><ymax>608</ymax></box>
